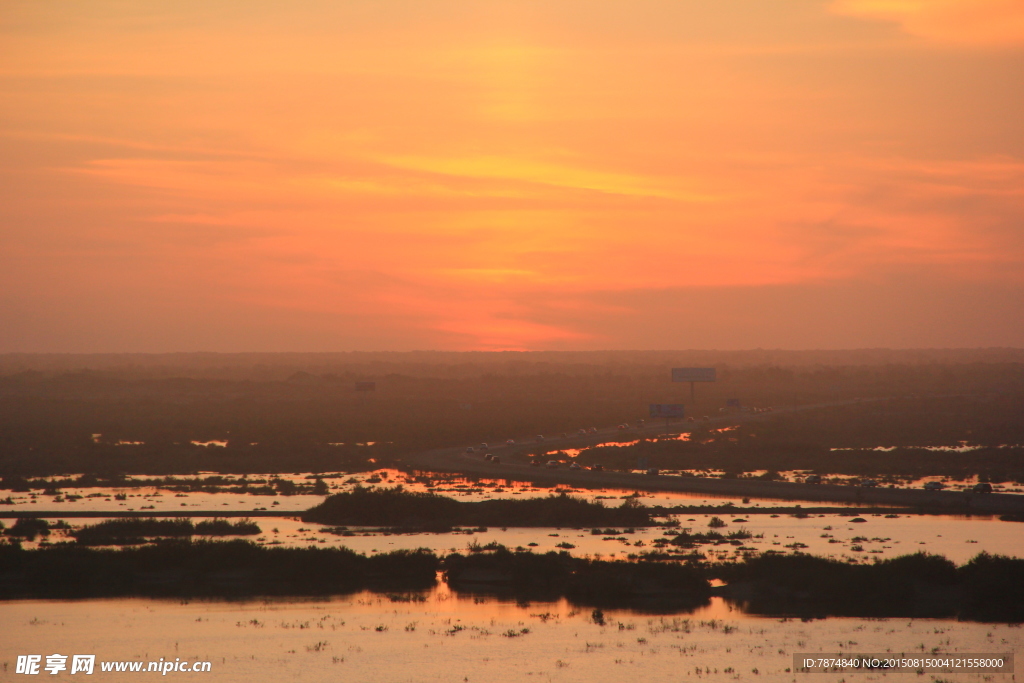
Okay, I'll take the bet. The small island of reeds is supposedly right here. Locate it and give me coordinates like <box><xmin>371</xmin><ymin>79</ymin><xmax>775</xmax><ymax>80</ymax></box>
<box><xmin>73</xmin><ymin>517</ymin><xmax>261</xmax><ymax>545</ymax></box>
<box><xmin>301</xmin><ymin>487</ymin><xmax>653</xmax><ymax>529</ymax></box>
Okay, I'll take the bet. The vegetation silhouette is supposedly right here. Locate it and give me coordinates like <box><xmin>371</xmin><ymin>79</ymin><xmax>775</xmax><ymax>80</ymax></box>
<box><xmin>3</xmin><ymin>517</ymin><xmax>68</xmax><ymax>541</ymax></box>
<box><xmin>301</xmin><ymin>487</ymin><xmax>652</xmax><ymax>528</ymax></box>
<box><xmin>0</xmin><ymin>532</ymin><xmax>1019</xmax><ymax>620</ymax></box>
<box><xmin>713</xmin><ymin>551</ymin><xmax>1024</xmax><ymax>622</ymax></box>
<box><xmin>443</xmin><ymin>544</ymin><xmax>710</xmax><ymax>611</ymax></box>
<box><xmin>0</xmin><ymin>540</ymin><xmax>439</xmax><ymax>599</ymax></box>
<box><xmin>667</xmin><ymin>528</ymin><xmax>753</xmax><ymax>548</ymax></box>
<box><xmin>74</xmin><ymin>517</ymin><xmax>260</xmax><ymax>545</ymax></box>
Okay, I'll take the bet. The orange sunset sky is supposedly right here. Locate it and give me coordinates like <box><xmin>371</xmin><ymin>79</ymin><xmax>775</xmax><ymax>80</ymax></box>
<box><xmin>2</xmin><ymin>0</ymin><xmax>1023</xmax><ymax>352</ymax></box>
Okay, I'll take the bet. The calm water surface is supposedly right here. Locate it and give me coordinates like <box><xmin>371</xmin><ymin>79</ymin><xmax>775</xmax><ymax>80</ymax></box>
<box><xmin>3</xmin><ymin>591</ymin><xmax>1020</xmax><ymax>682</ymax></box>
<box><xmin>3</xmin><ymin>467</ymin><xmax>1022</xmax><ymax>681</ymax></box>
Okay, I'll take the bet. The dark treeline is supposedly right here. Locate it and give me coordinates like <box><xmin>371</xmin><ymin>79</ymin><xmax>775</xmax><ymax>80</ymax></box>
<box><xmin>0</xmin><ymin>541</ymin><xmax>439</xmax><ymax>599</ymax></box>
<box><xmin>570</xmin><ymin>395</ymin><xmax>1024</xmax><ymax>482</ymax></box>
<box><xmin>302</xmin><ymin>488</ymin><xmax>652</xmax><ymax>529</ymax></box>
<box><xmin>1</xmin><ymin>351</ymin><xmax>1022</xmax><ymax>476</ymax></box>
<box><xmin>73</xmin><ymin>518</ymin><xmax>261</xmax><ymax>545</ymax></box>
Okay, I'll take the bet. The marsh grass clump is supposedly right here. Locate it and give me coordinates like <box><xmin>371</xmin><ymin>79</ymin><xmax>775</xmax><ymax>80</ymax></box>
<box><xmin>668</xmin><ymin>530</ymin><xmax>727</xmax><ymax>548</ymax></box>
<box><xmin>502</xmin><ymin>628</ymin><xmax>530</xmax><ymax>638</ymax></box>
<box><xmin>195</xmin><ymin>518</ymin><xmax>261</xmax><ymax>535</ymax></box>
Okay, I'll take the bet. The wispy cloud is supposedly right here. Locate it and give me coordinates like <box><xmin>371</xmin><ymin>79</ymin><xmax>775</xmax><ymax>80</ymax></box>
<box><xmin>831</xmin><ymin>0</ymin><xmax>1024</xmax><ymax>45</ymax></box>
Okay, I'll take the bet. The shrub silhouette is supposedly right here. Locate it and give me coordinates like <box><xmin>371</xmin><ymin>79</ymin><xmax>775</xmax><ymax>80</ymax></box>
<box><xmin>958</xmin><ymin>553</ymin><xmax>1024</xmax><ymax>622</ymax></box>
<box><xmin>716</xmin><ymin>552</ymin><xmax>966</xmax><ymax>618</ymax></box>
<box><xmin>5</xmin><ymin>518</ymin><xmax>53</xmax><ymax>541</ymax></box>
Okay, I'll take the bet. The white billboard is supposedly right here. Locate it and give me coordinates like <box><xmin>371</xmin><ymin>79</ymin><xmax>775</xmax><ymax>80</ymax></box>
<box><xmin>671</xmin><ymin>367</ymin><xmax>717</xmax><ymax>382</ymax></box>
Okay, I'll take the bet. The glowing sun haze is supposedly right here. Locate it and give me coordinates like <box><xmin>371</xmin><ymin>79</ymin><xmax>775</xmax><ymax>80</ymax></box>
<box><xmin>2</xmin><ymin>0</ymin><xmax>1022</xmax><ymax>351</ymax></box>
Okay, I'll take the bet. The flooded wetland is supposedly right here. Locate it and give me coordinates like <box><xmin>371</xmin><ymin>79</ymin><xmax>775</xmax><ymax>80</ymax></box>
<box><xmin>2</xmin><ymin>355</ymin><xmax>1023</xmax><ymax>681</ymax></box>
<box><xmin>3</xmin><ymin>471</ymin><xmax>1021</xmax><ymax>681</ymax></box>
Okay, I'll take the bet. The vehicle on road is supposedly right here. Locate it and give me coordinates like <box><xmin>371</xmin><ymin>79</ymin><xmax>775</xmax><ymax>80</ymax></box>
<box><xmin>569</xmin><ymin>462</ymin><xmax>581</xmax><ymax>470</ymax></box>
<box><xmin>805</xmin><ymin>474</ymin><xmax>822</xmax><ymax>484</ymax></box>
<box><xmin>491</xmin><ymin>456</ymin><xmax>500</xmax><ymax>464</ymax></box>
<box><xmin>645</xmin><ymin>468</ymin><xmax>659</xmax><ymax>476</ymax></box>
<box><xmin>923</xmin><ymin>481</ymin><xmax>946</xmax><ymax>491</ymax></box>
<box><xmin>535</xmin><ymin>435</ymin><xmax>544</xmax><ymax>442</ymax></box>
<box><xmin>578</xmin><ymin>429</ymin><xmax>587</xmax><ymax>435</ymax></box>
<box><xmin>480</xmin><ymin>443</ymin><xmax>488</xmax><ymax>449</ymax></box>
<box><xmin>860</xmin><ymin>479</ymin><xmax>878</xmax><ymax>487</ymax></box>
<box><xmin>590</xmin><ymin>464</ymin><xmax>604</xmax><ymax>471</ymax></box>
<box><xmin>546</xmin><ymin>460</ymin><xmax>560</xmax><ymax>469</ymax></box>
<box><xmin>530</xmin><ymin>460</ymin><xmax>540</xmax><ymax>467</ymax></box>
<box><xmin>465</xmin><ymin>447</ymin><xmax>475</xmax><ymax>454</ymax></box>
<box><xmin>506</xmin><ymin>439</ymin><xmax>515</xmax><ymax>445</ymax></box>
<box><xmin>972</xmin><ymin>482</ymin><xmax>993</xmax><ymax>493</ymax></box>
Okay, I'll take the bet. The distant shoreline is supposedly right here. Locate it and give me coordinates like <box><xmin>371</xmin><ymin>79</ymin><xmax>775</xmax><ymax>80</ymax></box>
<box><xmin>2</xmin><ymin>505</ymin><xmax>1019</xmax><ymax>519</ymax></box>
